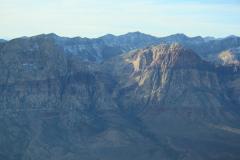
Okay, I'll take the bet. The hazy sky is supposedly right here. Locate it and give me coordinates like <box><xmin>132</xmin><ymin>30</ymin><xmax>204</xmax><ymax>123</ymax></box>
<box><xmin>0</xmin><ymin>0</ymin><xmax>240</xmax><ymax>39</ymax></box>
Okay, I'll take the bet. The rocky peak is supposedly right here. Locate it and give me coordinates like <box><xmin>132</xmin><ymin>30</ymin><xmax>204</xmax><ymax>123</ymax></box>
<box><xmin>100</xmin><ymin>34</ymin><xmax>116</xmax><ymax>41</ymax></box>
<box><xmin>167</xmin><ymin>33</ymin><xmax>188</xmax><ymax>39</ymax></box>
<box><xmin>128</xmin><ymin>43</ymin><xmax>203</xmax><ymax>72</ymax></box>
<box><xmin>32</xmin><ymin>33</ymin><xmax>59</xmax><ymax>39</ymax></box>
<box><xmin>161</xmin><ymin>33</ymin><xmax>189</xmax><ymax>42</ymax></box>
<box><xmin>30</xmin><ymin>33</ymin><xmax>70</xmax><ymax>44</ymax></box>
<box><xmin>123</xmin><ymin>31</ymin><xmax>152</xmax><ymax>37</ymax></box>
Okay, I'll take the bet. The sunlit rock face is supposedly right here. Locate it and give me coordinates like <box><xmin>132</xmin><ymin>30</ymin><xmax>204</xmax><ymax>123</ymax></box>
<box><xmin>108</xmin><ymin>44</ymin><xmax>237</xmax><ymax>121</ymax></box>
<box><xmin>0</xmin><ymin>34</ymin><xmax>240</xmax><ymax>160</ymax></box>
<box><xmin>218</xmin><ymin>47</ymin><xmax>240</xmax><ymax>65</ymax></box>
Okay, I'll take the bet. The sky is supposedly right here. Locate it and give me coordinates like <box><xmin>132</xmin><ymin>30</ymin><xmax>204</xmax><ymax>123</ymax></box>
<box><xmin>0</xmin><ymin>0</ymin><xmax>240</xmax><ymax>39</ymax></box>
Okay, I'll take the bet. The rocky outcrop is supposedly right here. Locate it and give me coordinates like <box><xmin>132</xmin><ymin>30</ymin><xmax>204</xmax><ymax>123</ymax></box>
<box><xmin>218</xmin><ymin>47</ymin><xmax>240</xmax><ymax>65</ymax></box>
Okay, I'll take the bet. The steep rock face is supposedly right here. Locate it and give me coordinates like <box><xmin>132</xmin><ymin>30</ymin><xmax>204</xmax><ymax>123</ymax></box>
<box><xmin>0</xmin><ymin>35</ymin><xmax>118</xmax><ymax>111</ymax></box>
<box><xmin>109</xmin><ymin>44</ymin><xmax>235</xmax><ymax>121</ymax></box>
<box><xmin>0</xmin><ymin>50</ymin><xmax>133</xmax><ymax>160</ymax></box>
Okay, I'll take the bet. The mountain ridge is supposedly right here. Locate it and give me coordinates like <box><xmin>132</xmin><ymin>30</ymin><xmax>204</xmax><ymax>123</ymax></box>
<box><xmin>7</xmin><ymin>31</ymin><xmax>240</xmax><ymax>41</ymax></box>
<box><xmin>4</xmin><ymin>32</ymin><xmax>240</xmax><ymax>63</ymax></box>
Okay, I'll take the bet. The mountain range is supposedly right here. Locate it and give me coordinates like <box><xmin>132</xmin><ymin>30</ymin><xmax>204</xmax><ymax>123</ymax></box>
<box><xmin>2</xmin><ymin>32</ymin><xmax>240</xmax><ymax>63</ymax></box>
<box><xmin>0</xmin><ymin>32</ymin><xmax>240</xmax><ymax>160</ymax></box>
